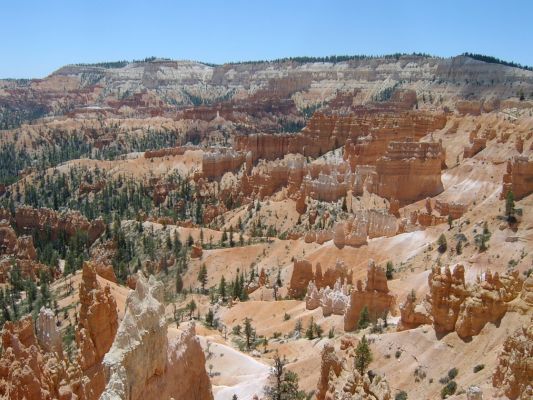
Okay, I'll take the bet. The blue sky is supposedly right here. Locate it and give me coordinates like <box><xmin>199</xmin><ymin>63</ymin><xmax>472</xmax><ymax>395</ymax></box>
<box><xmin>1</xmin><ymin>0</ymin><xmax>532</xmax><ymax>78</ymax></box>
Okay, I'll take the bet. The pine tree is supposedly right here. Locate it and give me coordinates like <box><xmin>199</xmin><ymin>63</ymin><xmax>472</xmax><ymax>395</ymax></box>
<box><xmin>176</xmin><ymin>273</ymin><xmax>183</xmax><ymax>294</ymax></box>
<box><xmin>244</xmin><ymin>317</ymin><xmax>254</xmax><ymax>350</ymax></box>
<box><xmin>219</xmin><ymin>275</ymin><xmax>226</xmax><ymax>300</ymax></box>
<box><xmin>385</xmin><ymin>261</ymin><xmax>394</xmax><ymax>280</ymax></box>
<box><xmin>437</xmin><ymin>234</ymin><xmax>447</xmax><ymax>253</ymax></box>
<box><xmin>229</xmin><ymin>225</ymin><xmax>235</xmax><ymax>247</ymax></box>
<box><xmin>354</xmin><ymin>335</ymin><xmax>373</xmax><ymax>375</ymax></box>
<box><xmin>264</xmin><ymin>354</ymin><xmax>305</xmax><ymax>400</ymax></box>
<box><xmin>198</xmin><ymin>264</ymin><xmax>208</xmax><ymax>293</ymax></box>
<box><xmin>456</xmin><ymin>240</ymin><xmax>463</xmax><ymax>255</ymax></box>
<box><xmin>357</xmin><ymin>306</ymin><xmax>370</xmax><ymax>330</ymax></box>
<box><xmin>305</xmin><ymin>317</ymin><xmax>315</xmax><ymax>339</ymax></box>
<box><xmin>205</xmin><ymin>308</ymin><xmax>215</xmax><ymax>327</ymax></box>
<box><xmin>187</xmin><ymin>299</ymin><xmax>197</xmax><ymax>318</ymax></box>
<box><xmin>505</xmin><ymin>190</ymin><xmax>515</xmax><ymax>221</ymax></box>
<box><xmin>276</xmin><ymin>269</ymin><xmax>282</xmax><ymax>287</ymax></box>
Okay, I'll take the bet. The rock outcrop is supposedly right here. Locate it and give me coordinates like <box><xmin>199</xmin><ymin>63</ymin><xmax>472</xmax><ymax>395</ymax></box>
<box><xmin>316</xmin><ymin>343</ymin><xmax>343</xmax><ymax>400</ymax></box>
<box><xmin>492</xmin><ymin>321</ymin><xmax>533</xmax><ymax>399</ymax></box>
<box><xmin>398</xmin><ymin>291</ymin><xmax>432</xmax><ymax>331</ymax></box>
<box><xmin>36</xmin><ymin>307</ymin><xmax>63</xmax><ymax>355</ymax></box>
<box><xmin>521</xmin><ymin>274</ymin><xmax>533</xmax><ymax>305</ymax></box>
<box><xmin>455</xmin><ymin>270</ymin><xmax>523</xmax><ymax>338</ymax></box>
<box><xmin>500</xmin><ymin>157</ymin><xmax>533</xmax><ymax>200</ymax></box>
<box><xmin>0</xmin><ymin>219</ymin><xmax>48</xmax><ymax>282</ymax></box>
<box><xmin>434</xmin><ymin>200</ymin><xmax>468</xmax><ymax>220</ymax></box>
<box><xmin>75</xmin><ymin>262</ymin><xmax>119</xmax><ymax>399</ymax></box>
<box><xmin>344</xmin><ymin>260</ymin><xmax>395</xmax><ymax>331</ymax></box>
<box><xmin>101</xmin><ymin>272</ymin><xmax>213</xmax><ymax>400</ymax></box>
<box><xmin>426</xmin><ymin>264</ymin><xmax>469</xmax><ymax>333</ymax></box>
<box><xmin>316</xmin><ymin>341</ymin><xmax>391</xmax><ymax>400</ymax></box>
<box><xmin>288</xmin><ymin>259</ymin><xmax>314</xmax><ymax>298</ymax></box>
<box><xmin>305</xmin><ymin>279</ymin><xmax>350</xmax><ymax>316</ymax></box>
<box><xmin>289</xmin><ymin>259</ymin><xmax>353</xmax><ymax>299</ymax></box>
<box><xmin>374</xmin><ymin>139</ymin><xmax>445</xmax><ymax>204</ymax></box>
<box><xmin>0</xmin><ymin>316</ymin><xmax>68</xmax><ymax>400</ymax></box>
<box><xmin>202</xmin><ymin>149</ymin><xmax>247</xmax><ymax>180</ymax></box>
<box><xmin>7</xmin><ymin>206</ymin><xmax>105</xmax><ymax>245</ymax></box>
<box><xmin>399</xmin><ymin>266</ymin><xmax>525</xmax><ymax>338</ymax></box>
<box><xmin>463</xmin><ymin>137</ymin><xmax>486</xmax><ymax>158</ymax></box>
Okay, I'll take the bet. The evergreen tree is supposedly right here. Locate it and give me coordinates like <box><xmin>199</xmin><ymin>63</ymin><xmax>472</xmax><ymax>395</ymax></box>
<box><xmin>305</xmin><ymin>317</ymin><xmax>315</xmax><ymax>340</ymax></box>
<box><xmin>357</xmin><ymin>306</ymin><xmax>371</xmax><ymax>330</ymax></box>
<box><xmin>239</xmin><ymin>271</ymin><xmax>249</xmax><ymax>301</ymax></box>
<box><xmin>385</xmin><ymin>261</ymin><xmax>394</xmax><ymax>280</ymax></box>
<box><xmin>244</xmin><ymin>317</ymin><xmax>254</xmax><ymax>350</ymax></box>
<box><xmin>176</xmin><ymin>273</ymin><xmax>183</xmax><ymax>294</ymax></box>
<box><xmin>456</xmin><ymin>240</ymin><xmax>463</xmax><ymax>255</ymax></box>
<box><xmin>187</xmin><ymin>299</ymin><xmax>197</xmax><ymax>318</ymax></box>
<box><xmin>205</xmin><ymin>308</ymin><xmax>215</xmax><ymax>327</ymax></box>
<box><xmin>505</xmin><ymin>190</ymin><xmax>516</xmax><ymax>221</ymax></box>
<box><xmin>198</xmin><ymin>264</ymin><xmax>208</xmax><ymax>293</ymax></box>
<box><xmin>264</xmin><ymin>354</ymin><xmax>305</xmax><ymax>400</ymax></box>
<box><xmin>218</xmin><ymin>275</ymin><xmax>227</xmax><ymax>300</ymax></box>
<box><xmin>437</xmin><ymin>234</ymin><xmax>447</xmax><ymax>253</ymax></box>
<box><xmin>173</xmin><ymin>232</ymin><xmax>182</xmax><ymax>256</ymax></box>
<box><xmin>354</xmin><ymin>335</ymin><xmax>373</xmax><ymax>375</ymax></box>
<box><xmin>229</xmin><ymin>225</ymin><xmax>235</xmax><ymax>247</ymax></box>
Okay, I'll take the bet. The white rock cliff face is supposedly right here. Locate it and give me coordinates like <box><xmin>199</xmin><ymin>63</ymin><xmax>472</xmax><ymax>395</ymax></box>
<box><xmin>101</xmin><ymin>273</ymin><xmax>213</xmax><ymax>400</ymax></box>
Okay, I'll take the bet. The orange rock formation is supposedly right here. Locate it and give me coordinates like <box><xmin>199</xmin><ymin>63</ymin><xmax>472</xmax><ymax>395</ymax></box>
<box><xmin>344</xmin><ymin>260</ymin><xmax>395</xmax><ymax>331</ymax></box>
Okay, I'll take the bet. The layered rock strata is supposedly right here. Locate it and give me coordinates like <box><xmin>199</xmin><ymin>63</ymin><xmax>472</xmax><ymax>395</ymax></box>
<box><xmin>374</xmin><ymin>139</ymin><xmax>445</xmax><ymax>204</ymax></box>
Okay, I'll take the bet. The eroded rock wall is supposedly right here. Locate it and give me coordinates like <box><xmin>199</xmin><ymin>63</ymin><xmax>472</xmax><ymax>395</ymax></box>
<box><xmin>101</xmin><ymin>273</ymin><xmax>213</xmax><ymax>400</ymax></box>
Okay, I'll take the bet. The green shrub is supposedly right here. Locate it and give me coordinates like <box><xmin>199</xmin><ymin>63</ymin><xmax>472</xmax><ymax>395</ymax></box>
<box><xmin>447</xmin><ymin>368</ymin><xmax>458</xmax><ymax>380</ymax></box>
<box><xmin>441</xmin><ymin>381</ymin><xmax>457</xmax><ymax>398</ymax></box>
<box><xmin>395</xmin><ymin>391</ymin><xmax>408</xmax><ymax>400</ymax></box>
<box><xmin>473</xmin><ymin>364</ymin><xmax>485</xmax><ymax>373</ymax></box>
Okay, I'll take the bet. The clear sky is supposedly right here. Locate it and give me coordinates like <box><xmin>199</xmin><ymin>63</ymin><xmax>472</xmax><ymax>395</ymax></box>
<box><xmin>2</xmin><ymin>0</ymin><xmax>532</xmax><ymax>78</ymax></box>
